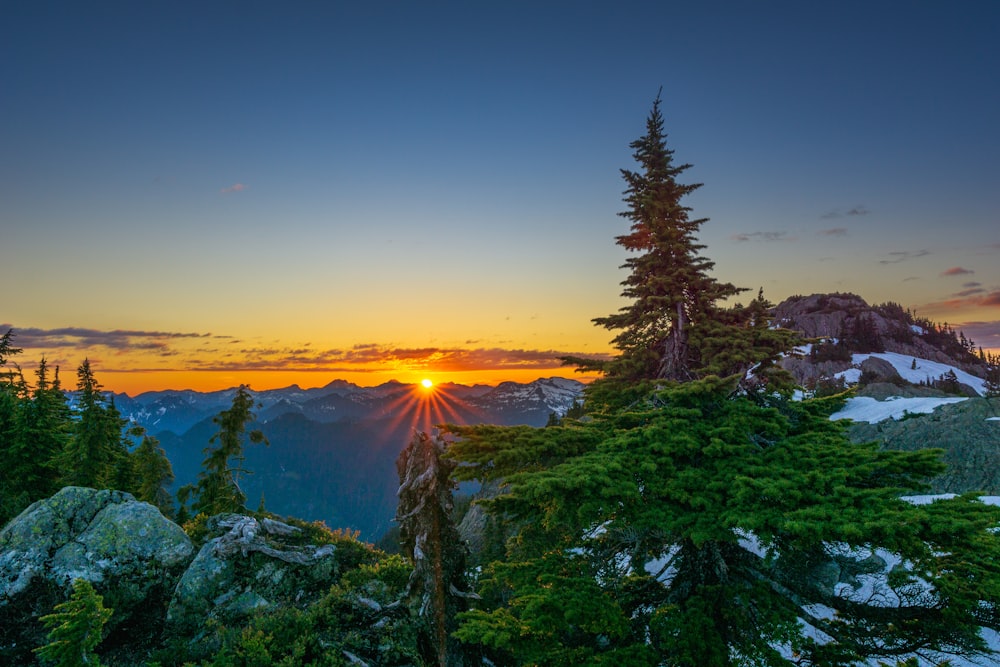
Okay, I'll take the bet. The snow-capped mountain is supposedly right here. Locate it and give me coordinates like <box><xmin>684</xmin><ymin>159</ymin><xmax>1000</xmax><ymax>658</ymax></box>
<box><xmin>109</xmin><ymin>377</ymin><xmax>585</xmax><ymax>436</ymax></box>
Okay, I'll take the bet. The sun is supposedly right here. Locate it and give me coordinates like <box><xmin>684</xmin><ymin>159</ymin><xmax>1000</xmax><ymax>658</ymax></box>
<box><xmin>421</xmin><ymin>378</ymin><xmax>434</xmax><ymax>389</ymax></box>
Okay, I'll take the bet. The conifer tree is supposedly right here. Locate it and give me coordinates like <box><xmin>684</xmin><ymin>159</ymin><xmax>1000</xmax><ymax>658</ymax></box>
<box><xmin>985</xmin><ymin>352</ymin><xmax>1000</xmax><ymax>400</ymax></box>
<box><xmin>180</xmin><ymin>385</ymin><xmax>267</xmax><ymax>517</ymax></box>
<box><xmin>34</xmin><ymin>578</ymin><xmax>113</xmax><ymax>667</ymax></box>
<box><xmin>571</xmin><ymin>93</ymin><xmax>744</xmax><ymax>384</ymax></box>
<box><xmin>8</xmin><ymin>358</ymin><xmax>71</xmax><ymax>503</ymax></box>
<box><xmin>58</xmin><ymin>360</ymin><xmax>129</xmax><ymax>490</ymax></box>
<box><xmin>445</xmin><ymin>97</ymin><xmax>1000</xmax><ymax>666</ymax></box>
<box><xmin>131</xmin><ymin>426</ymin><xmax>175</xmax><ymax>518</ymax></box>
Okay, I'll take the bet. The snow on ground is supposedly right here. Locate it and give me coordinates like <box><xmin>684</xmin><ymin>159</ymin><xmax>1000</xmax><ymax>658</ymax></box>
<box><xmin>851</xmin><ymin>351</ymin><xmax>986</xmax><ymax>395</ymax></box>
<box><xmin>835</xmin><ymin>367</ymin><xmax>862</xmax><ymax>384</ymax></box>
<box><xmin>829</xmin><ymin>396</ymin><xmax>968</xmax><ymax>423</ymax></box>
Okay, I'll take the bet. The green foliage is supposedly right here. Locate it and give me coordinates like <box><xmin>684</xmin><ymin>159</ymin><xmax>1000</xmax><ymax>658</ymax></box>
<box><xmin>132</xmin><ymin>427</ymin><xmax>176</xmax><ymax>517</ymax></box>
<box><xmin>446</xmin><ymin>380</ymin><xmax>1000</xmax><ymax>664</ymax></box>
<box><xmin>180</xmin><ymin>385</ymin><xmax>268</xmax><ymax>517</ymax></box>
<box><xmin>56</xmin><ymin>359</ymin><xmax>131</xmax><ymax>491</ymax></box>
<box><xmin>34</xmin><ymin>578</ymin><xmax>113</xmax><ymax>667</ymax></box>
<box><xmin>7</xmin><ymin>359</ymin><xmax>71</xmax><ymax>505</ymax></box>
<box><xmin>443</xmin><ymin>98</ymin><xmax>1000</xmax><ymax>665</ymax></box>
<box><xmin>152</xmin><ymin>546</ymin><xmax>422</xmax><ymax>667</ymax></box>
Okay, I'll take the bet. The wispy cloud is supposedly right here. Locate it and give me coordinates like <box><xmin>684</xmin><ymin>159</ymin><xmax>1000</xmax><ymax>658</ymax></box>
<box><xmin>918</xmin><ymin>290</ymin><xmax>1000</xmax><ymax>312</ymax></box>
<box><xmin>964</xmin><ymin>281</ymin><xmax>983</xmax><ymax>288</ymax></box>
<box><xmin>954</xmin><ymin>320</ymin><xmax>1000</xmax><ymax>349</ymax></box>
<box><xmin>818</xmin><ymin>227</ymin><xmax>848</xmax><ymax>237</ymax></box>
<box><xmin>941</xmin><ymin>266</ymin><xmax>974</xmax><ymax>276</ymax></box>
<box><xmin>1</xmin><ymin>325</ymin><xmax>213</xmax><ymax>351</ymax></box>
<box><xmin>821</xmin><ymin>205</ymin><xmax>869</xmax><ymax>219</ymax></box>
<box><xmin>2</xmin><ymin>325</ymin><xmax>614</xmax><ymax>382</ymax></box>
<box><xmin>220</xmin><ymin>183</ymin><xmax>247</xmax><ymax>194</ymax></box>
<box><xmin>180</xmin><ymin>343</ymin><xmax>611</xmax><ymax>374</ymax></box>
<box><xmin>954</xmin><ymin>288</ymin><xmax>986</xmax><ymax>297</ymax></box>
<box><xmin>879</xmin><ymin>249</ymin><xmax>930</xmax><ymax>265</ymax></box>
<box><xmin>730</xmin><ymin>231</ymin><xmax>796</xmax><ymax>242</ymax></box>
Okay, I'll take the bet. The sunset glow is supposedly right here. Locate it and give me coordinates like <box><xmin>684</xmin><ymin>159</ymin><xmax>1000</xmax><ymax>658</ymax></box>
<box><xmin>421</xmin><ymin>379</ymin><xmax>434</xmax><ymax>389</ymax></box>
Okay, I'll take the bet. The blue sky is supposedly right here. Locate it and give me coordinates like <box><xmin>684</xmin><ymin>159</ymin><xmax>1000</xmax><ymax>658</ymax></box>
<box><xmin>2</xmin><ymin>1</ymin><xmax>998</xmax><ymax>393</ymax></box>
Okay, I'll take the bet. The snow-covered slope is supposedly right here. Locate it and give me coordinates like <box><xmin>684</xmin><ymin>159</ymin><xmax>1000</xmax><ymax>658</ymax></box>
<box><xmin>846</xmin><ymin>351</ymin><xmax>987</xmax><ymax>395</ymax></box>
<box><xmin>830</xmin><ymin>396</ymin><xmax>969</xmax><ymax>424</ymax></box>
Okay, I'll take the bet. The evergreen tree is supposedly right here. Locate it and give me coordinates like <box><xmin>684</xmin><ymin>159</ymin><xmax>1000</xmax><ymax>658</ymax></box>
<box><xmin>566</xmin><ymin>94</ymin><xmax>795</xmax><ymax>404</ymax></box>
<box><xmin>8</xmin><ymin>359</ymin><xmax>71</xmax><ymax>504</ymax></box>
<box><xmin>0</xmin><ymin>330</ymin><xmax>26</xmax><ymax>523</ymax></box>
<box><xmin>58</xmin><ymin>360</ymin><xmax>129</xmax><ymax>490</ymax></box>
<box><xmin>985</xmin><ymin>352</ymin><xmax>1000</xmax><ymax>400</ymax></box>
<box><xmin>180</xmin><ymin>385</ymin><xmax>267</xmax><ymax>517</ymax></box>
<box><xmin>34</xmin><ymin>578</ymin><xmax>113</xmax><ymax>667</ymax></box>
<box><xmin>131</xmin><ymin>426</ymin><xmax>175</xmax><ymax>518</ymax></box>
<box><xmin>444</xmin><ymin>98</ymin><xmax>1000</xmax><ymax>665</ymax></box>
<box><xmin>570</xmin><ymin>93</ymin><xmax>739</xmax><ymax>383</ymax></box>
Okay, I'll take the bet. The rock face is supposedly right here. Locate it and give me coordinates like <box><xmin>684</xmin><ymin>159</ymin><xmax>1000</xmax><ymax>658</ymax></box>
<box><xmin>0</xmin><ymin>486</ymin><xmax>193</xmax><ymax>662</ymax></box>
<box><xmin>165</xmin><ymin>513</ymin><xmax>339</xmax><ymax>636</ymax></box>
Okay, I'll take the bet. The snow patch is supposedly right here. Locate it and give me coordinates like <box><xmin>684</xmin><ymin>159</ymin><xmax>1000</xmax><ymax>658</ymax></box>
<box><xmin>829</xmin><ymin>396</ymin><xmax>967</xmax><ymax>423</ymax></box>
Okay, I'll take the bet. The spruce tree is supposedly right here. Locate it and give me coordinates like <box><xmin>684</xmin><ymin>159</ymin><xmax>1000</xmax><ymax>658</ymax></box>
<box><xmin>34</xmin><ymin>578</ymin><xmax>113</xmax><ymax>667</ymax></box>
<box><xmin>180</xmin><ymin>385</ymin><xmax>267</xmax><ymax>517</ymax></box>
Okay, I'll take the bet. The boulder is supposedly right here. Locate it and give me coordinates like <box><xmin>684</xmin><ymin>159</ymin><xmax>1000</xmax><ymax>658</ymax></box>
<box><xmin>165</xmin><ymin>513</ymin><xmax>339</xmax><ymax>637</ymax></box>
<box><xmin>0</xmin><ymin>486</ymin><xmax>193</xmax><ymax>662</ymax></box>
<box><xmin>858</xmin><ymin>356</ymin><xmax>903</xmax><ymax>385</ymax></box>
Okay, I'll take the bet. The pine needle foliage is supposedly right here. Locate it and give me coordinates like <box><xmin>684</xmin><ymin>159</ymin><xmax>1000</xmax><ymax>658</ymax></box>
<box><xmin>34</xmin><ymin>578</ymin><xmax>113</xmax><ymax>667</ymax></box>
<box><xmin>180</xmin><ymin>385</ymin><xmax>268</xmax><ymax>517</ymax></box>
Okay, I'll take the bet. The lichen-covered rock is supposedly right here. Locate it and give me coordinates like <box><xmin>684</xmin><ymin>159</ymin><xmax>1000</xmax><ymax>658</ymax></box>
<box><xmin>0</xmin><ymin>486</ymin><xmax>193</xmax><ymax>663</ymax></box>
<box><xmin>165</xmin><ymin>513</ymin><xmax>339</xmax><ymax>636</ymax></box>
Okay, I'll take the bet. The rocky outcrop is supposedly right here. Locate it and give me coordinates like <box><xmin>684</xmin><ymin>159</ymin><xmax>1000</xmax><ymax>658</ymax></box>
<box><xmin>165</xmin><ymin>513</ymin><xmax>339</xmax><ymax>636</ymax></box>
<box><xmin>774</xmin><ymin>293</ymin><xmax>987</xmax><ymax>388</ymax></box>
<box><xmin>0</xmin><ymin>487</ymin><xmax>193</xmax><ymax>662</ymax></box>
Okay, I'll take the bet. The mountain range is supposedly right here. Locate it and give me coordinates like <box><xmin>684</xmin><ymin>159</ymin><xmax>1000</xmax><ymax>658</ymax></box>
<box><xmin>104</xmin><ymin>377</ymin><xmax>584</xmax><ymax>541</ymax></box>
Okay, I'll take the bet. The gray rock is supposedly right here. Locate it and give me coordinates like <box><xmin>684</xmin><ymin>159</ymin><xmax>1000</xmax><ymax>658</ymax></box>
<box><xmin>0</xmin><ymin>486</ymin><xmax>193</xmax><ymax>663</ymax></box>
<box><xmin>859</xmin><ymin>356</ymin><xmax>903</xmax><ymax>384</ymax></box>
<box><xmin>165</xmin><ymin>513</ymin><xmax>339</xmax><ymax>636</ymax></box>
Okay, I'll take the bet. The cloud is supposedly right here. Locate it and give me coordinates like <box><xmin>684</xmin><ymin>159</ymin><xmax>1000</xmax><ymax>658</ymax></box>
<box><xmin>730</xmin><ymin>231</ymin><xmax>795</xmax><ymax>242</ymax></box>
<box><xmin>821</xmin><ymin>205</ymin><xmax>869</xmax><ymax>220</ymax></box>
<box><xmin>2</xmin><ymin>326</ymin><xmax>212</xmax><ymax>351</ymax></box>
<box><xmin>953</xmin><ymin>320</ymin><xmax>1000</xmax><ymax>349</ymax></box>
<box><xmin>220</xmin><ymin>183</ymin><xmax>247</xmax><ymax>194</ymax></box>
<box><xmin>878</xmin><ymin>249</ymin><xmax>930</xmax><ymax>265</ymax></box>
<box><xmin>954</xmin><ymin>288</ymin><xmax>986</xmax><ymax>297</ymax></box>
<box><xmin>818</xmin><ymin>227</ymin><xmax>848</xmax><ymax>237</ymax></box>
<box><xmin>941</xmin><ymin>267</ymin><xmax>974</xmax><ymax>276</ymax></box>
<box><xmin>918</xmin><ymin>290</ymin><xmax>1000</xmax><ymax>312</ymax></box>
<box><xmin>964</xmin><ymin>282</ymin><xmax>983</xmax><ymax>288</ymax></box>
<box><xmin>177</xmin><ymin>344</ymin><xmax>614</xmax><ymax>375</ymax></box>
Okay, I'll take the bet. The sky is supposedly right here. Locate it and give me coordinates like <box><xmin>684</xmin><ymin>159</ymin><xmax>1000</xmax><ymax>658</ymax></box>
<box><xmin>2</xmin><ymin>1</ymin><xmax>999</xmax><ymax>395</ymax></box>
